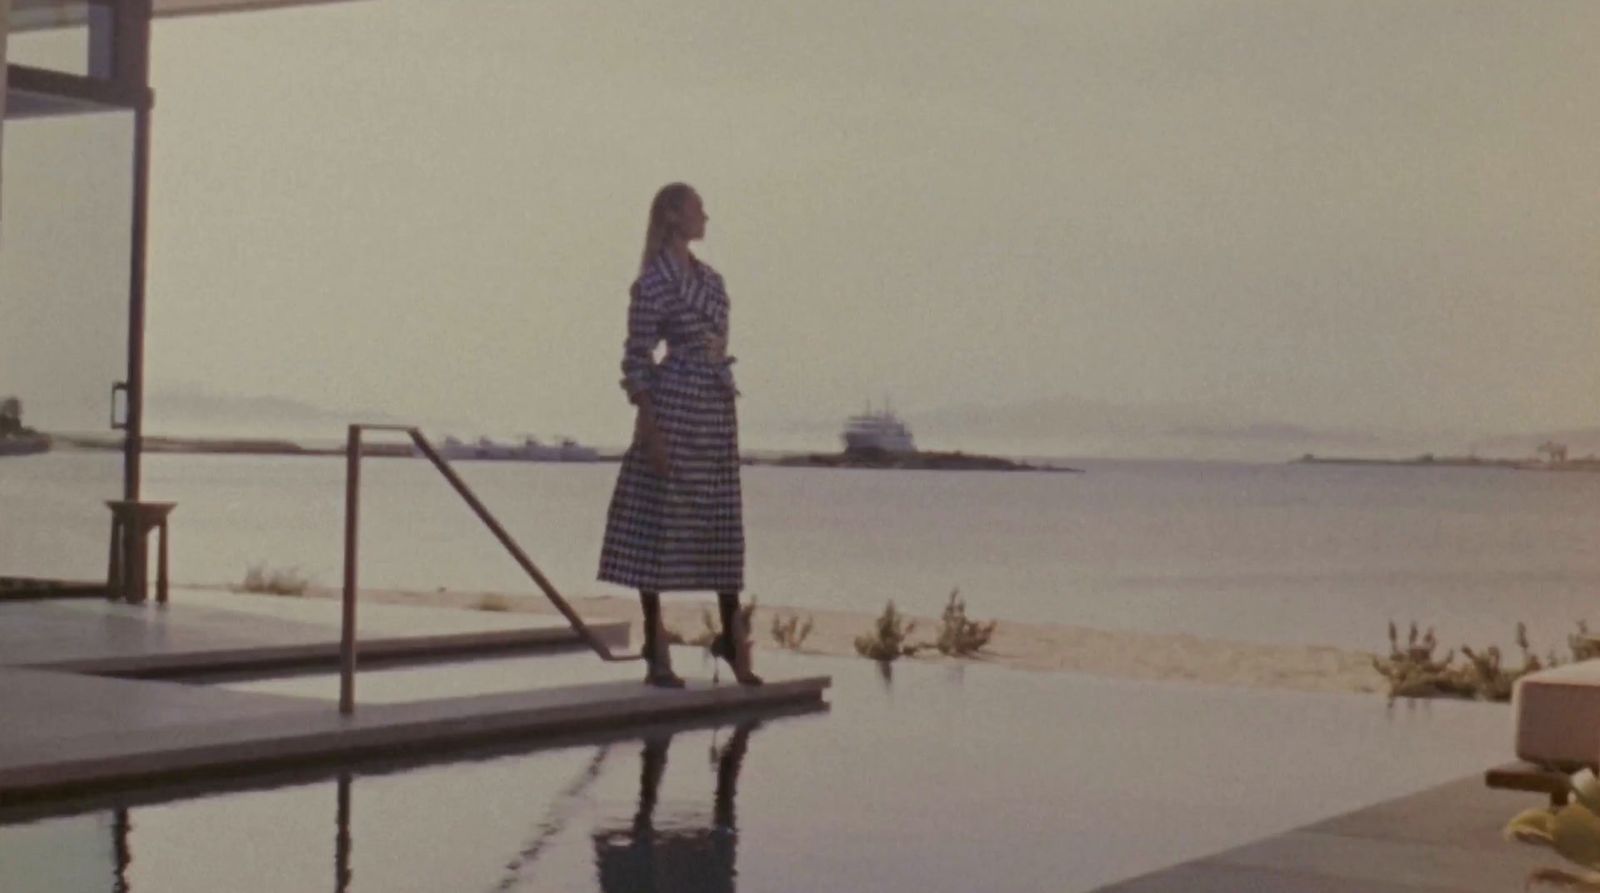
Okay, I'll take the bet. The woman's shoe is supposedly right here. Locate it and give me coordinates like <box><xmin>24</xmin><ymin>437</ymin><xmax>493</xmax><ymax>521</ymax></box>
<box><xmin>643</xmin><ymin>644</ymin><xmax>685</xmax><ymax>688</ymax></box>
<box><xmin>643</xmin><ymin>636</ymin><xmax>685</xmax><ymax>689</ymax></box>
<box><xmin>645</xmin><ymin>666</ymin><xmax>686</xmax><ymax>689</ymax></box>
<box><xmin>710</xmin><ymin>636</ymin><xmax>764</xmax><ymax>687</ymax></box>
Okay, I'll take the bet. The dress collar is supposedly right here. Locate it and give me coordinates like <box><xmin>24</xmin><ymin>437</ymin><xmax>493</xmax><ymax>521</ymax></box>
<box><xmin>659</xmin><ymin>249</ymin><xmax>699</xmax><ymax>282</ymax></box>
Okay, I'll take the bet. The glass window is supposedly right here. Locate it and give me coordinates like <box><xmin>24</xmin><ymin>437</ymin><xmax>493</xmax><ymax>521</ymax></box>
<box><xmin>6</xmin><ymin>2</ymin><xmax>97</xmax><ymax>77</ymax></box>
<box><xmin>0</xmin><ymin>108</ymin><xmax>133</xmax><ymax>581</ymax></box>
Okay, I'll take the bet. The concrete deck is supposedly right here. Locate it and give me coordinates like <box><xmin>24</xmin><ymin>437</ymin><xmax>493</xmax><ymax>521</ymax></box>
<box><xmin>0</xmin><ymin>591</ymin><xmax>830</xmax><ymax>805</ymax></box>
<box><xmin>1095</xmin><ymin>776</ymin><xmax>1566</xmax><ymax>892</ymax></box>
<box><xmin>0</xmin><ymin>668</ymin><xmax>829</xmax><ymax>804</ymax></box>
<box><xmin>0</xmin><ymin>576</ymin><xmax>103</xmax><ymax>600</ymax></box>
<box><xmin>0</xmin><ymin>589</ymin><xmax>629</xmax><ymax>675</ymax></box>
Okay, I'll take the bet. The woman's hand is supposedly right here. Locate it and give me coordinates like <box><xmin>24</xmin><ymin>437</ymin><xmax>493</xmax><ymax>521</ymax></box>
<box><xmin>704</xmin><ymin>332</ymin><xmax>728</xmax><ymax>362</ymax></box>
<box><xmin>634</xmin><ymin>407</ymin><xmax>670</xmax><ymax>476</ymax></box>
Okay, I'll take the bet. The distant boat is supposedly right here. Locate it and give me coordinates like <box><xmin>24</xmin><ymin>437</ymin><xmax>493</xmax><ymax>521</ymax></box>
<box><xmin>0</xmin><ymin>397</ymin><xmax>49</xmax><ymax>456</ymax></box>
<box><xmin>437</xmin><ymin>435</ymin><xmax>600</xmax><ymax>462</ymax></box>
<box><xmin>0</xmin><ymin>434</ymin><xmax>50</xmax><ymax>457</ymax></box>
<box><xmin>842</xmin><ymin>403</ymin><xmax>916</xmax><ymax>454</ymax></box>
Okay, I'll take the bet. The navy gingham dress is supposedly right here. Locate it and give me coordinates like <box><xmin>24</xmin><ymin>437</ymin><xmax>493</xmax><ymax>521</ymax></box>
<box><xmin>598</xmin><ymin>252</ymin><xmax>744</xmax><ymax>592</ymax></box>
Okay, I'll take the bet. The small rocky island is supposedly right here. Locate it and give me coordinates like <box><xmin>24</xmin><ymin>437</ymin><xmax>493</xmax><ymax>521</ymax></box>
<box><xmin>758</xmin><ymin>403</ymin><xmax>1081</xmax><ymax>472</ymax></box>
<box><xmin>0</xmin><ymin>397</ymin><xmax>50</xmax><ymax>456</ymax></box>
<box><xmin>767</xmin><ymin>446</ymin><xmax>1080</xmax><ymax>472</ymax></box>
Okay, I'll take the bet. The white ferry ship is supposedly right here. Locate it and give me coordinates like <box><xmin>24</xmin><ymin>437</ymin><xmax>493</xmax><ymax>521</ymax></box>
<box><xmin>841</xmin><ymin>403</ymin><xmax>916</xmax><ymax>454</ymax></box>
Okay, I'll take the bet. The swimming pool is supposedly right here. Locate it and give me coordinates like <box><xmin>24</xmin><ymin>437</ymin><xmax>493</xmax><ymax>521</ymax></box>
<box><xmin>0</xmin><ymin>650</ymin><xmax>1509</xmax><ymax>892</ymax></box>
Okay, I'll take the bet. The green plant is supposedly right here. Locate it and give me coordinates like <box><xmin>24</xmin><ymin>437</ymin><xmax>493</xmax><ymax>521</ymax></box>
<box><xmin>240</xmin><ymin>563</ymin><xmax>311</xmax><ymax>596</ymax></box>
<box><xmin>1458</xmin><ymin>623</ymin><xmax>1553</xmax><ymax>702</ymax></box>
<box><xmin>854</xmin><ymin>600</ymin><xmax>925</xmax><ymax>662</ymax></box>
<box><xmin>1455</xmin><ymin>644</ymin><xmax>1513</xmax><ymax>701</ymax></box>
<box><xmin>934</xmin><ymin>588</ymin><xmax>996</xmax><ymax>656</ymax></box>
<box><xmin>1571</xmin><ymin>621</ymin><xmax>1600</xmax><ymax>663</ymax></box>
<box><xmin>1372</xmin><ymin>621</ymin><xmax>1464</xmax><ymax>700</ymax></box>
<box><xmin>687</xmin><ymin>608</ymin><xmax>723</xmax><ymax>648</ymax></box>
<box><xmin>770</xmin><ymin>612</ymin><xmax>814</xmax><ymax>651</ymax></box>
<box><xmin>675</xmin><ymin>600</ymin><xmax>759</xmax><ymax>650</ymax></box>
<box><xmin>1507</xmin><ymin>768</ymin><xmax>1600</xmax><ymax>889</ymax></box>
<box><xmin>1373</xmin><ymin>621</ymin><xmax>1567</xmax><ymax>703</ymax></box>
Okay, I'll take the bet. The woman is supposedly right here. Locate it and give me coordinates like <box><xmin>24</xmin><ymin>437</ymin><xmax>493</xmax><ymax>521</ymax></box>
<box><xmin>592</xmin><ymin>719</ymin><xmax>761</xmax><ymax>892</ymax></box>
<box><xmin>599</xmin><ymin>183</ymin><xmax>761</xmax><ymax>688</ymax></box>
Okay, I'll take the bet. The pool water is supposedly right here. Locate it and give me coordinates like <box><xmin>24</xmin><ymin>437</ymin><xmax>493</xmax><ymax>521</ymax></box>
<box><xmin>0</xmin><ymin>650</ymin><xmax>1510</xmax><ymax>892</ymax></box>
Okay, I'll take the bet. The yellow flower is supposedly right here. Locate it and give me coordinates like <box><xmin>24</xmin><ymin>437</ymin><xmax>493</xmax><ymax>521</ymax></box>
<box><xmin>1507</xmin><ymin>772</ymin><xmax>1600</xmax><ymax>889</ymax></box>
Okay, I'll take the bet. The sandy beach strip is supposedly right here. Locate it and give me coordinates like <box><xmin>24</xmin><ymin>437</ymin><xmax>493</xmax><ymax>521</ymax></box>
<box><xmin>186</xmin><ymin>585</ymin><xmax>1386</xmax><ymax>696</ymax></box>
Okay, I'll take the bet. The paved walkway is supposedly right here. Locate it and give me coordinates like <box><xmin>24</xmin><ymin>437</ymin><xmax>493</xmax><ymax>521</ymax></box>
<box><xmin>0</xmin><ymin>589</ymin><xmax>625</xmax><ymax>674</ymax></box>
<box><xmin>0</xmin><ymin>592</ymin><xmax>829</xmax><ymax>805</ymax></box>
<box><xmin>1095</xmin><ymin>776</ymin><xmax>1564</xmax><ymax>892</ymax></box>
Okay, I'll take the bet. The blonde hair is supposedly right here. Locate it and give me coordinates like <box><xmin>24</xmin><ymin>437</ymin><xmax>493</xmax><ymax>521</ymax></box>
<box><xmin>640</xmin><ymin>182</ymin><xmax>696</xmax><ymax>273</ymax></box>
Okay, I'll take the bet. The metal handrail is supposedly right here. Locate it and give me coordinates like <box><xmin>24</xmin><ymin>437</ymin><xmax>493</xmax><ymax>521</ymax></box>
<box><xmin>340</xmin><ymin>424</ymin><xmax>640</xmax><ymax>715</ymax></box>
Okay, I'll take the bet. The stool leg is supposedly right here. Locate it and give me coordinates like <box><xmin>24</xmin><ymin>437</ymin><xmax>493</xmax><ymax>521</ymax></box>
<box><xmin>107</xmin><ymin>518</ymin><xmax>123</xmax><ymax>601</ymax></box>
<box><xmin>157</xmin><ymin>520</ymin><xmax>169</xmax><ymax>606</ymax></box>
<box><xmin>128</xmin><ymin>522</ymin><xmax>148</xmax><ymax>605</ymax></box>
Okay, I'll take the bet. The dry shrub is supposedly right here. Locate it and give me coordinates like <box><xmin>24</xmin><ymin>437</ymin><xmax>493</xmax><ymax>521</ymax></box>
<box><xmin>855</xmin><ymin>600</ymin><xmax>926</xmax><ymax>662</ymax></box>
<box><xmin>1375</xmin><ymin>620</ymin><xmax>1568</xmax><ymax>702</ymax></box>
<box><xmin>474</xmin><ymin>594</ymin><xmax>514</xmax><ymax>612</ymax></box>
<box><xmin>770</xmin><ymin>612</ymin><xmax>815</xmax><ymax>651</ymax></box>
<box><xmin>934</xmin><ymin>589</ymin><xmax>996</xmax><ymax>656</ymax></box>
<box><xmin>240</xmin><ymin>563</ymin><xmax>311</xmax><ymax>596</ymax></box>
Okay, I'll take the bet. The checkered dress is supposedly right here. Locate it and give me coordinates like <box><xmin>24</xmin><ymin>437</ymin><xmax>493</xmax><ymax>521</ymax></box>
<box><xmin>597</xmin><ymin>252</ymin><xmax>744</xmax><ymax>593</ymax></box>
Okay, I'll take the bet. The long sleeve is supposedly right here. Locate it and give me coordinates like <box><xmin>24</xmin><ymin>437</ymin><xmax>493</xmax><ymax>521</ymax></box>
<box><xmin>619</xmin><ymin>280</ymin><xmax>662</xmax><ymax>402</ymax></box>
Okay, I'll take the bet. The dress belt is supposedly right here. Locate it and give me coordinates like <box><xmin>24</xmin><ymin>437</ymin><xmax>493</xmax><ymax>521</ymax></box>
<box><xmin>664</xmin><ymin>349</ymin><xmax>719</xmax><ymax>365</ymax></box>
<box><xmin>662</xmin><ymin>350</ymin><xmax>739</xmax><ymax>396</ymax></box>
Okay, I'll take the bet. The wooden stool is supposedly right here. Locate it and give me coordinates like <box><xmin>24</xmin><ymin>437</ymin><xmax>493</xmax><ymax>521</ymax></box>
<box><xmin>1486</xmin><ymin>760</ymin><xmax>1573</xmax><ymax>806</ymax></box>
<box><xmin>106</xmin><ymin>500</ymin><xmax>176</xmax><ymax>605</ymax></box>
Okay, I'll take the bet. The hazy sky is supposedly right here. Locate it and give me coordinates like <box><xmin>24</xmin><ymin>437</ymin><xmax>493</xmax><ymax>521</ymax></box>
<box><xmin>7</xmin><ymin>1</ymin><xmax>1599</xmax><ymax>455</ymax></box>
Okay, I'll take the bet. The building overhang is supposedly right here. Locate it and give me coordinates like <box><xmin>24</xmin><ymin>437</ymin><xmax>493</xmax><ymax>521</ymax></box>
<box><xmin>11</xmin><ymin>0</ymin><xmax>366</xmax><ymax>32</ymax></box>
<box><xmin>8</xmin><ymin>0</ymin><xmax>365</xmax><ymax>117</ymax></box>
<box><xmin>5</xmin><ymin>62</ymin><xmax>148</xmax><ymax>117</ymax></box>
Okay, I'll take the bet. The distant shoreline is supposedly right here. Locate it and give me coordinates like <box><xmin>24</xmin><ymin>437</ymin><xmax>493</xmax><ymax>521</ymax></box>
<box><xmin>1293</xmin><ymin>454</ymin><xmax>1520</xmax><ymax>470</ymax></box>
<box><xmin>1293</xmin><ymin>453</ymin><xmax>1600</xmax><ymax>473</ymax></box>
<box><xmin>45</xmin><ymin>434</ymin><xmax>1081</xmax><ymax>471</ymax></box>
<box><xmin>52</xmin><ymin>434</ymin><xmax>418</xmax><ymax>459</ymax></box>
<box><xmin>35</xmin><ymin>434</ymin><xmax>1598</xmax><ymax>474</ymax></box>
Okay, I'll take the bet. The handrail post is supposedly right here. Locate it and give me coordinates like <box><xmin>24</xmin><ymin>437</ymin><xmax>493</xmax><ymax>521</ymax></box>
<box><xmin>332</xmin><ymin>422</ymin><xmax>640</xmax><ymax>670</ymax></box>
<box><xmin>339</xmin><ymin>425</ymin><xmax>361</xmax><ymax>715</ymax></box>
<box><xmin>405</xmin><ymin>429</ymin><xmax>632</xmax><ymax>661</ymax></box>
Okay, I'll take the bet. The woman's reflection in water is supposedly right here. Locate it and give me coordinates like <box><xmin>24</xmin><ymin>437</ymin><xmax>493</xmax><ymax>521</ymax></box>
<box><xmin>593</xmin><ymin>719</ymin><xmax>761</xmax><ymax>893</ymax></box>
